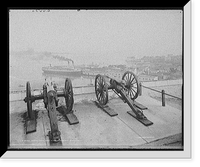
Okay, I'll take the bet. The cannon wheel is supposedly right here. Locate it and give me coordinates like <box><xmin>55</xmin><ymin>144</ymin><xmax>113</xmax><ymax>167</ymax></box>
<box><xmin>122</xmin><ymin>71</ymin><xmax>139</xmax><ymax>100</ymax></box>
<box><xmin>64</xmin><ymin>78</ymin><xmax>74</xmax><ymax>112</ymax></box>
<box><xmin>26</xmin><ymin>81</ymin><xmax>34</xmax><ymax>119</ymax></box>
<box><xmin>95</xmin><ymin>74</ymin><xmax>108</xmax><ymax>105</ymax></box>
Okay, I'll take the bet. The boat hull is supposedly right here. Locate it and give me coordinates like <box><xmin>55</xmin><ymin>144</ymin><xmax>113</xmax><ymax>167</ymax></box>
<box><xmin>42</xmin><ymin>68</ymin><xmax>83</xmax><ymax>77</ymax></box>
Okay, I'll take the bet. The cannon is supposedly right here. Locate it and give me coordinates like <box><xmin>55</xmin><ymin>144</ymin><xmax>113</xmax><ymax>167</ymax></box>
<box><xmin>24</xmin><ymin>78</ymin><xmax>78</xmax><ymax>144</ymax></box>
<box><xmin>94</xmin><ymin>71</ymin><xmax>153</xmax><ymax>126</ymax></box>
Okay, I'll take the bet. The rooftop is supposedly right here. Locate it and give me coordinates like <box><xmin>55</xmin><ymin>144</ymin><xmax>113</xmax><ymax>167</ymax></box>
<box><xmin>9</xmin><ymin>91</ymin><xmax>182</xmax><ymax>149</ymax></box>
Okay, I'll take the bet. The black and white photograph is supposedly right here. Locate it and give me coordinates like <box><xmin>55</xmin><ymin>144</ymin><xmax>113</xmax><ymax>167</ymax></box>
<box><xmin>6</xmin><ymin>4</ymin><xmax>192</xmax><ymax>159</ymax></box>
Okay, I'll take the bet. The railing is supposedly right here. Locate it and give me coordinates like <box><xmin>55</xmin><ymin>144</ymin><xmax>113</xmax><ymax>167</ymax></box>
<box><xmin>9</xmin><ymin>85</ymin><xmax>95</xmax><ymax>94</ymax></box>
<box><xmin>10</xmin><ymin>83</ymin><xmax>182</xmax><ymax>106</ymax></box>
<box><xmin>139</xmin><ymin>83</ymin><xmax>182</xmax><ymax>107</ymax></box>
<box><xmin>9</xmin><ymin>85</ymin><xmax>96</xmax><ymax>102</ymax></box>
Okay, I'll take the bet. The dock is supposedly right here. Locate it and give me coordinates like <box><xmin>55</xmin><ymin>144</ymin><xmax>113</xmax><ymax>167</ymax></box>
<box><xmin>9</xmin><ymin>92</ymin><xmax>182</xmax><ymax>149</ymax></box>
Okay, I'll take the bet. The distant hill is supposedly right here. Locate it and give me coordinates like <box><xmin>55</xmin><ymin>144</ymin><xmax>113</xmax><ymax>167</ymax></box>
<box><xmin>10</xmin><ymin>49</ymin><xmax>74</xmax><ymax>64</ymax></box>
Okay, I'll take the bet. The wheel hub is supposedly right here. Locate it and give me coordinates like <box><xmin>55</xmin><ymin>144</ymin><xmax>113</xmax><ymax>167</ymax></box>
<box><xmin>125</xmin><ymin>81</ymin><xmax>131</xmax><ymax>89</ymax></box>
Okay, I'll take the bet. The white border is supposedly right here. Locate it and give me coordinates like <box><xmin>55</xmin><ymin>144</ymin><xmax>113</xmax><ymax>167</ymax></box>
<box><xmin>3</xmin><ymin>2</ymin><xmax>191</xmax><ymax>159</ymax></box>
<box><xmin>183</xmin><ymin>0</ymin><xmax>191</xmax><ymax>159</ymax></box>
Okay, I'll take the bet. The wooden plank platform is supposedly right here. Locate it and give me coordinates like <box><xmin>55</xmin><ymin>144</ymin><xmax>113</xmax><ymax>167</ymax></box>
<box><xmin>65</xmin><ymin>113</ymin><xmax>79</xmax><ymax>125</ymax></box>
<box><xmin>127</xmin><ymin>111</ymin><xmax>153</xmax><ymax>126</ymax></box>
<box><xmin>94</xmin><ymin>101</ymin><xmax>118</xmax><ymax>117</ymax></box>
<box><xmin>56</xmin><ymin>105</ymin><xmax>79</xmax><ymax>125</ymax></box>
<box><xmin>25</xmin><ymin>119</ymin><xmax>36</xmax><ymax>134</ymax></box>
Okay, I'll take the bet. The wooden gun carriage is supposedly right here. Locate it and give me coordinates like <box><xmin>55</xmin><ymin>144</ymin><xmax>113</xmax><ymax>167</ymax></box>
<box><xmin>94</xmin><ymin>71</ymin><xmax>153</xmax><ymax>126</ymax></box>
<box><xmin>24</xmin><ymin>78</ymin><xmax>78</xmax><ymax>144</ymax></box>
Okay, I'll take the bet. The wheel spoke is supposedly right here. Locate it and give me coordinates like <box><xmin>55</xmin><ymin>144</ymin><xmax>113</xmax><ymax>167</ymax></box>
<box><xmin>96</xmin><ymin>88</ymin><xmax>101</xmax><ymax>92</ymax></box>
<box><xmin>100</xmin><ymin>95</ymin><xmax>103</xmax><ymax>103</ymax></box>
<box><xmin>96</xmin><ymin>77</ymin><xmax>102</xmax><ymax>87</ymax></box>
<box><xmin>130</xmin><ymin>74</ymin><xmax>134</xmax><ymax>82</ymax></box>
<box><xmin>125</xmin><ymin>74</ymin><xmax>128</xmax><ymax>81</ymax></box>
<box><xmin>131</xmin><ymin>86</ymin><xmax>137</xmax><ymax>89</ymax></box>
<box><xmin>98</xmin><ymin>95</ymin><xmax>101</xmax><ymax>102</ymax></box>
<box><xmin>100</xmin><ymin>76</ymin><xmax>103</xmax><ymax>84</ymax></box>
<box><xmin>131</xmin><ymin>81</ymin><xmax>137</xmax><ymax>85</ymax></box>
<box><xmin>124</xmin><ymin>74</ymin><xmax>128</xmax><ymax>82</ymax></box>
<box><xmin>103</xmin><ymin>90</ymin><xmax>107</xmax><ymax>98</ymax></box>
<box><xmin>98</xmin><ymin>94</ymin><xmax>102</xmax><ymax>102</ymax></box>
<box><xmin>130</xmin><ymin>90</ymin><xmax>134</xmax><ymax>98</ymax></box>
<box><xmin>130</xmin><ymin>76</ymin><xmax>135</xmax><ymax>84</ymax></box>
<box><xmin>128</xmin><ymin>73</ymin><xmax>131</xmax><ymax>81</ymax></box>
<box><xmin>101</xmin><ymin>91</ymin><xmax>104</xmax><ymax>98</ymax></box>
<box><xmin>97</xmin><ymin>91</ymin><xmax>100</xmax><ymax>99</ymax></box>
<box><xmin>131</xmin><ymin>81</ymin><xmax>137</xmax><ymax>86</ymax></box>
<box><xmin>123</xmin><ymin>77</ymin><xmax>128</xmax><ymax>83</ymax></box>
<box><xmin>97</xmin><ymin>78</ymin><xmax>101</xmax><ymax>85</ymax></box>
<box><xmin>131</xmin><ymin>87</ymin><xmax>137</xmax><ymax>94</ymax></box>
<box><xmin>132</xmin><ymin>88</ymin><xmax>136</xmax><ymax>95</ymax></box>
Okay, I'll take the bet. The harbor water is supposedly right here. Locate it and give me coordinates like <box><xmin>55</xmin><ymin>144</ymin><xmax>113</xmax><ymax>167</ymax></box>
<box><xmin>9</xmin><ymin>54</ymin><xmax>94</xmax><ymax>92</ymax></box>
<box><xmin>9</xmin><ymin>53</ymin><xmax>182</xmax><ymax>110</ymax></box>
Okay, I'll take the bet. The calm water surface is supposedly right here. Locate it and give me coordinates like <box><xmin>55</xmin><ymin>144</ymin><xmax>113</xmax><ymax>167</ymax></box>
<box><xmin>9</xmin><ymin>55</ymin><xmax>94</xmax><ymax>91</ymax></box>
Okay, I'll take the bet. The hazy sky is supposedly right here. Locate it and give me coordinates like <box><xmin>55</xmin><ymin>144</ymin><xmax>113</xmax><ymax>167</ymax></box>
<box><xmin>9</xmin><ymin>10</ymin><xmax>182</xmax><ymax>64</ymax></box>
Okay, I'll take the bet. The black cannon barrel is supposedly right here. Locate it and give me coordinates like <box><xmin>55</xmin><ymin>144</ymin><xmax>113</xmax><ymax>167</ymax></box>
<box><xmin>109</xmin><ymin>78</ymin><xmax>123</xmax><ymax>91</ymax></box>
<box><xmin>24</xmin><ymin>94</ymin><xmax>43</xmax><ymax>102</ymax></box>
<box><xmin>33</xmin><ymin>94</ymin><xmax>44</xmax><ymax>101</ymax></box>
<box><xmin>27</xmin><ymin>91</ymin><xmax>65</xmax><ymax>101</ymax></box>
<box><xmin>56</xmin><ymin>91</ymin><xmax>65</xmax><ymax>97</ymax></box>
<box><xmin>24</xmin><ymin>84</ymin><xmax>68</xmax><ymax>104</ymax></box>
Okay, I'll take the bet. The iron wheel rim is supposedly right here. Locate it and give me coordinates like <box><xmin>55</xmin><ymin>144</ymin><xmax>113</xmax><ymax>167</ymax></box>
<box><xmin>95</xmin><ymin>74</ymin><xmax>108</xmax><ymax>105</ymax></box>
<box><xmin>122</xmin><ymin>71</ymin><xmax>139</xmax><ymax>100</ymax></box>
<box><xmin>26</xmin><ymin>81</ymin><xmax>33</xmax><ymax>119</ymax></box>
<box><xmin>64</xmin><ymin>78</ymin><xmax>74</xmax><ymax>112</ymax></box>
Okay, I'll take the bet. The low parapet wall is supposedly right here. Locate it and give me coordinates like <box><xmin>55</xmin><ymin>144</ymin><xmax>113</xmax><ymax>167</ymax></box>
<box><xmin>9</xmin><ymin>79</ymin><xmax>182</xmax><ymax>102</ymax></box>
<box><xmin>141</xmin><ymin>79</ymin><xmax>182</xmax><ymax>87</ymax></box>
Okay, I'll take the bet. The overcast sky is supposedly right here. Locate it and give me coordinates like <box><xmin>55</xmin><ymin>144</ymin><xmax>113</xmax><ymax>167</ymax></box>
<box><xmin>9</xmin><ymin>10</ymin><xmax>182</xmax><ymax>64</ymax></box>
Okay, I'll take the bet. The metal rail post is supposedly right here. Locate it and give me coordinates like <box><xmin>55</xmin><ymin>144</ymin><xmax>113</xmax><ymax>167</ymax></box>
<box><xmin>139</xmin><ymin>83</ymin><xmax>142</xmax><ymax>96</ymax></box>
<box><xmin>162</xmin><ymin>90</ymin><xmax>165</xmax><ymax>107</ymax></box>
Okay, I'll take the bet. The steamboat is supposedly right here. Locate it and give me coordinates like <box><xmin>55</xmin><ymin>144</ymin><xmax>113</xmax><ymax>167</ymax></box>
<box><xmin>42</xmin><ymin>59</ymin><xmax>82</xmax><ymax>76</ymax></box>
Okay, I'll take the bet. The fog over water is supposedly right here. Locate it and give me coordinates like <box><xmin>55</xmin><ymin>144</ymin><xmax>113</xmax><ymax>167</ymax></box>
<box><xmin>9</xmin><ymin>54</ymin><xmax>95</xmax><ymax>91</ymax></box>
<box><xmin>10</xmin><ymin>10</ymin><xmax>182</xmax><ymax>63</ymax></box>
<box><xmin>9</xmin><ymin>10</ymin><xmax>182</xmax><ymax>91</ymax></box>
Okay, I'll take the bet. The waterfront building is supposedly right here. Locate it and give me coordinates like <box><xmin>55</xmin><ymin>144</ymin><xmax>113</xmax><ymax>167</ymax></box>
<box><xmin>138</xmin><ymin>74</ymin><xmax>158</xmax><ymax>82</ymax></box>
